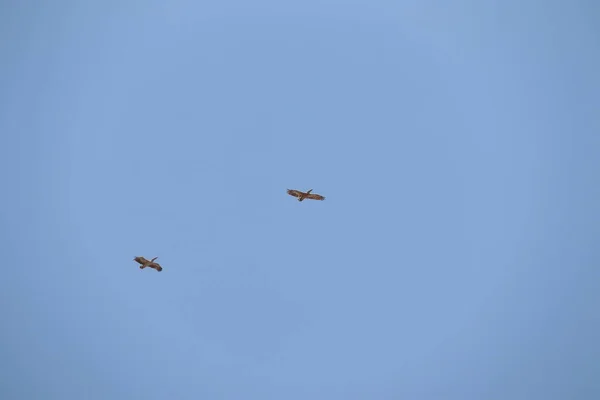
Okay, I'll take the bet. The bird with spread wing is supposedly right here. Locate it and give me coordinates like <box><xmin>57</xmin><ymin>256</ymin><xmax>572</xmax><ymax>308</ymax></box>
<box><xmin>287</xmin><ymin>188</ymin><xmax>326</xmax><ymax>202</ymax></box>
<box><xmin>134</xmin><ymin>256</ymin><xmax>163</xmax><ymax>272</ymax></box>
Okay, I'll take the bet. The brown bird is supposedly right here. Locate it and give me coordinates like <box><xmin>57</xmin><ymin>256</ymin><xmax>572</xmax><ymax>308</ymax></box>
<box><xmin>134</xmin><ymin>256</ymin><xmax>163</xmax><ymax>272</ymax></box>
<box><xmin>287</xmin><ymin>188</ymin><xmax>326</xmax><ymax>202</ymax></box>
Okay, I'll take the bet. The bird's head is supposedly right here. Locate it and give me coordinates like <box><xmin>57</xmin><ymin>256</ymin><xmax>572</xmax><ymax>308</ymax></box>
<box><xmin>307</xmin><ymin>189</ymin><xmax>313</xmax><ymax>193</ymax></box>
<box><xmin>151</xmin><ymin>257</ymin><xmax>158</xmax><ymax>262</ymax></box>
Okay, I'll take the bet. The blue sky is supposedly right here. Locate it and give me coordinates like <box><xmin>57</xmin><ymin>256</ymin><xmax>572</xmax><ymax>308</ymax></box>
<box><xmin>1</xmin><ymin>1</ymin><xmax>599</xmax><ymax>398</ymax></box>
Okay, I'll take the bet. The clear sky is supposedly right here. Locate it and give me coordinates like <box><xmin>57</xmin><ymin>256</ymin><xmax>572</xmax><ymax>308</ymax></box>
<box><xmin>1</xmin><ymin>1</ymin><xmax>599</xmax><ymax>399</ymax></box>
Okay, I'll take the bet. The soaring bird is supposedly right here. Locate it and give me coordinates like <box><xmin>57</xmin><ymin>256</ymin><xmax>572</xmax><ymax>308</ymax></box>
<box><xmin>134</xmin><ymin>256</ymin><xmax>163</xmax><ymax>272</ymax></box>
<box><xmin>287</xmin><ymin>188</ymin><xmax>326</xmax><ymax>202</ymax></box>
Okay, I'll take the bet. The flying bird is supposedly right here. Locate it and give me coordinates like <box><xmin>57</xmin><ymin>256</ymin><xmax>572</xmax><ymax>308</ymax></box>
<box><xmin>134</xmin><ymin>256</ymin><xmax>163</xmax><ymax>272</ymax></box>
<box><xmin>287</xmin><ymin>188</ymin><xmax>326</xmax><ymax>202</ymax></box>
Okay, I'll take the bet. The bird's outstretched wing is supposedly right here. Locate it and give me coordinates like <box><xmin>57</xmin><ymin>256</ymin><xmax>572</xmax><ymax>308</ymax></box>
<box><xmin>149</xmin><ymin>262</ymin><xmax>163</xmax><ymax>272</ymax></box>
<box><xmin>134</xmin><ymin>256</ymin><xmax>149</xmax><ymax>265</ymax></box>
<box><xmin>306</xmin><ymin>193</ymin><xmax>325</xmax><ymax>201</ymax></box>
<box><xmin>287</xmin><ymin>189</ymin><xmax>303</xmax><ymax>198</ymax></box>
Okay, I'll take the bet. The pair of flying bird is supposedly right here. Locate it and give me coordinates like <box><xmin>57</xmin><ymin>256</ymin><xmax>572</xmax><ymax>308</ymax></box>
<box><xmin>135</xmin><ymin>188</ymin><xmax>325</xmax><ymax>272</ymax></box>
